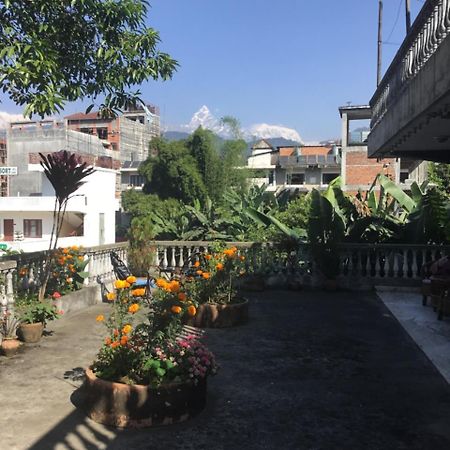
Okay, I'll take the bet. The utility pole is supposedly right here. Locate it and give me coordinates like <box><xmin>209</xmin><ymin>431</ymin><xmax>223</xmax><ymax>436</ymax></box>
<box><xmin>405</xmin><ymin>0</ymin><xmax>411</xmax><ymax>33</ymax></box>
<box><xmin>377</xmin><ymin>0</ymin><xmax>383</xmax><ymax>86</ymax></box>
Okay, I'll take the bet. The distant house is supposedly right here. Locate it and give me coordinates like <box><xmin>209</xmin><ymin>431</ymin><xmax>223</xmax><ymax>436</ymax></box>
<box><xmin>247</xmin><ymin>138</ymin><xmax>340</xmax><ymax>192</ymax></box>
<box><xmin>0</xmin><ymin>156</ymin><xmax>117</xmax><ymax>253</ymax></box>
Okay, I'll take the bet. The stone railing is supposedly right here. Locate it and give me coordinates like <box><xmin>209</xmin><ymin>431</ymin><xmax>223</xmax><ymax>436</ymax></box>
<box><xmin>0</xmin><ymin>260</ymin><xmax>16</xmax><ymax>316</ymax></box>
<box><xmin>371</xmin><ymin>0</ymin><xmax>450</xmax><ymax>129</ymax></box>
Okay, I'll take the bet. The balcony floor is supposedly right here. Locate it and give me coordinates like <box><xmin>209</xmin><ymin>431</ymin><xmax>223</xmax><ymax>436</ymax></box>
<box><xmin>1</xmin><ymin>290</ymin><xmax>450</xmax><ymax>449</ymax></box>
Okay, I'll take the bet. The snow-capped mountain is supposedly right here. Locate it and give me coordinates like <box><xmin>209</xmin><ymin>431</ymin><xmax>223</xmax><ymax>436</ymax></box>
<box><xmin>170</xmin><ymin>105</ymin><xmax>303</xmax><ymax>143</ymax></box>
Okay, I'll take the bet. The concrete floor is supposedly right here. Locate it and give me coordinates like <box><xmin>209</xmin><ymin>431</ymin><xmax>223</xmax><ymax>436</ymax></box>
<box><xmin>1</xmin><ymin>290</ymin><xmax>450</xmax><ymax>450</ymax></box>
<box><xmin>377</xmin><ymin>288</ymin><xmax>450</xmax><ymax>384</ymax></box>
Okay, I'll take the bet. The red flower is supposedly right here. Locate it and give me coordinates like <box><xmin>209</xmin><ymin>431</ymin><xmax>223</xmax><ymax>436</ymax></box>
<box><xmin>52</xmin><ymin>291</ymin><xmax>62</xmax><ymax>299</ymax></box>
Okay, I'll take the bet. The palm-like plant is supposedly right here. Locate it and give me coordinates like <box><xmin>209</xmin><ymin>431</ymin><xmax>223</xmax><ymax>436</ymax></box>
<box><xmin>38</xmin><ymin>151</ymin><xmax>95</xmax><ymax>301</ymax></box>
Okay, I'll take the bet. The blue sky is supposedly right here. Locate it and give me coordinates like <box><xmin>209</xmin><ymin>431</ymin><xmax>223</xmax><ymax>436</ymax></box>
<box><xmin>0</xmin><ymin>0</ymin><xmax>424</xmax><ymax>141</ymax></box>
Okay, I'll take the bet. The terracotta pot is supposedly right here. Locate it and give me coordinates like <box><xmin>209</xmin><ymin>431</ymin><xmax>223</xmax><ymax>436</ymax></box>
<box><xmin>18</xmin><ymin>322</ymin><xmax>44</xmax><ymax>343</ymax></box>
<box><xmin>185</xmin><ymin>297</ymin><xmax>249</xmax><ymax>328</ymax></box>
<box><xmin>82</xmin><ymin>369</ymin><xmax>207</xmax><ymax>428</ymax></box>
<box><xmin>1</xmin><ymin>338</ymin><xmax>21</xmax><ymax>357</ymax></box>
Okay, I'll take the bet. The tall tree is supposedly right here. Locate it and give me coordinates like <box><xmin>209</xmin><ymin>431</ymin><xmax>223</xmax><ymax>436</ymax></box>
<box><xmin>139</xmin><ymin>138</ymin><xmax>207</xmax><ymax>204</ymax></box>
<box><xmin>0</xmin><ymin>0</ymin><xmax>177</xmax><ymax>117</ymax></box>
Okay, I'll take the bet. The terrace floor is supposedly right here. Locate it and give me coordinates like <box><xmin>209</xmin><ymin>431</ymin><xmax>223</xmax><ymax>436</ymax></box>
<box><xmin>1</xmin><ymin>290</ymin><xmax>450</xmax><ymax>450</ymax></box>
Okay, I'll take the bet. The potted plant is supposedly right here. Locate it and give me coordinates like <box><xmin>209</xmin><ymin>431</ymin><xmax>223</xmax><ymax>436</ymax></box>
<box><xmin>179</xmin><ymin>245</ymin><xmax>249</xmax><ymax>328</ymax></box>
<box><xmin>83</xmin><ymin>275</ymin><xmax>218</xmax><ymax>428</ymax></box>
<box><xmin>0</xmin><ymin>311</ymin><xmax>21</xmax><ymax>356</ymax></box>
<box><xmin>15</xmin><ymin>294</ymin><xmax>60</xmax><ymax>343</ymax></box>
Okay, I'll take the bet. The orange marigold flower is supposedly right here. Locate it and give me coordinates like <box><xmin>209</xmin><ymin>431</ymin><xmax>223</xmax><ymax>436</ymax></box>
<box><xmin>171</xmin><ymin>305</ymin><xmax>182</xmax><ymax>314</ymax></box>
<box><xmin>202</xmin><ymin>272</ymin><xmax>211</xmax><ymax>279</ymax></box>
<box><xmin>71</xmin><ymin>245</ymin><xmax>79</xmax><ymax>251</ymax></box>
<box><xmin>66</xmin><ymin>254</ymin><xmax>73</xmax><ymax>259</ymax></box>
<box><xmin>106</xmin><ymin>292</ymin><xmax>116</xmax><ymax>301</ymax></box>
<box><xmin>66</xmin><ymin>277</ymin><xmax>73</xmax><ymax>283</ymax></box>
<box><xmin>124</xmin><ymin>281</ymin><xmax>131</xmax><ymax>288</ymax></box>
<box><xmin>193</xmin><ymin>261</ymin><xmax>200</xmax><ymax>268</ymax></box>
<box><xmin>205</xmin><ymin>254</ymin><xmax>212</xmax><ymax>260</ymax></box>
<box><xmin>113</xmin><ymin>329</ymin><xmax>119</xmax><ymax>337</ymax></box>
<box><xmin>105</xmin><ymin>337</ymin><xmax>112</xmax><ymax>346</ymax></box>
<box><xmin>240</xmin><ymin>255</ymin><xmax>245</xmax><ymax>261</ymax></box>
<box><xmin>156</xmin><ymin>278</ymin><xmax>167</xmax><ymax>288</ymax></box>
<box><xmin>196</xmin><ymin>270</ymin><xmax>203</xmax><ymax>276</ymax></box>
<box><xmin>187</xmin><ymin>305</ymin><xmax>197</xmax><ymax>317</ymax></box>
<box><xmin>19</xmin><ymin>268</ymin><xmax>28</xmax><ymax>276</ymax></box>
<box><xmin>63</xmin><ymin>248</ymin><xmax>70</xmax><ymax>254</ymax></box>
<box><xmin>96</xmin><ymin>314</ymin><xmax>104</xmax><ymax>322</ymax></box>
<box><xmin>178</xmin><ymin>292</ymin><xmax>187</xmax><ymax>302</ymax></box>
<box><xmin>128</xmin><ymin>303</ymin><xmax>140</xmax><ymax>314</ymax></box>
<box><xmin>216</xmin><ymin>263</ymin><xmax>224</xmax><ymax>270</ymax></box>
<box><xmin>122</xmin><ymin>324</ymin><xmax>132</xmax><ymax>334</ymax></box>
<box><xmin>114</xmin><ymin>280</ymin><xmax>126</xmax><ymax>289</ymax></box>
<box><xmin>111</xmin><ymin>341</ymin><xmax>120</xmax><ymax>349</ymax></box>
<box><xmin>120</xmin><ymin>335</ymin><xmax>128</xmax><ymax>345</ymax></box>
<box><xmin>58</xmin><ymin>258</ymin><xmax>65</xmax><ymax>265</ymax></box>
<box><xmin>169</xmin><ymin>280</ymin><xmax>180</xmax><ymax>293</ymax></box>
<box><xmin>78</xmin><ymin>256</ymin><xmax>84</xmax><ymax>261</ymax></box>
<box><xmin>126</xmin><ymin>275</ymin><xmax>137</xmax><ymax>284</ymax></box>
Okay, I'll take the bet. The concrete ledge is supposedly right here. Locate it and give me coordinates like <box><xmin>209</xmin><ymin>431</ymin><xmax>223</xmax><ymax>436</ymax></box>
<box><xmin>52</xmin><ymin>285</ymin><xmax>100</xmax><ymax>315</ymax></box>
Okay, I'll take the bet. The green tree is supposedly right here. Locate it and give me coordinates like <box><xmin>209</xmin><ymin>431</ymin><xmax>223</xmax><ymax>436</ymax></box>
<box><xmin>428</xmin><ymin>163</ymin><xmax>450</xmax><ymax>197</ymax></box>
<box><xmin>186</xmin><ymin>128</ymin><xmax>223</xmax><ymax>202</ymax></box>
<box><xmin>139</xmin><ymin>138</ymin><xmax>208</xmax><ymax>204</ymax></box>
<box><xmin>221</xmin><ymin>139</ymin><xmax>249</xmax><ymax>193</ymax></box>
<box><xmin>0</xmin><ymin>0</ymin><xmax>177</xmax><ymax>117</ymax></box>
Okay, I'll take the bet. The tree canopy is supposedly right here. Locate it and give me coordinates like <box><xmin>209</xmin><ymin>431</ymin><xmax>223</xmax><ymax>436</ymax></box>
<box><xmin>0</xmin><ymin>0</ymin><xmax>177</xmax><ymax>117</ymax></box>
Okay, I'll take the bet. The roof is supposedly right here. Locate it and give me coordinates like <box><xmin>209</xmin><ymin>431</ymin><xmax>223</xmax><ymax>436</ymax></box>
<box><xmin>65</xmin><ymin>111</ymin><xmax>104</xmax><ymax>120</ymax></box>
<box><xmin>250</xmin><ymin>137</ymin><xmax>302</xmax><ymax>151</ymax></box>
<box><xmin>121</xmin><ymin>160</ymin><xmax>143</xmax><ymax>169</ymax></box>
<box><xmin>338</xmin><ymin>105</ymin><xmax>371</xmax><ymax>119</ymax></box>
<box><xmin>300</xmin><ymin>146</ymin><xmax>331</xmax><ymax>156</ymax></box>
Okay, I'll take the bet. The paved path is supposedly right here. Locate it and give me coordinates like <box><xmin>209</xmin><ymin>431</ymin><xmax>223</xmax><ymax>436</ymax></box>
<box><xmin>1</xmin><ymin>290</ymin><xmax>450</xmax><ymax>450</ymax></box>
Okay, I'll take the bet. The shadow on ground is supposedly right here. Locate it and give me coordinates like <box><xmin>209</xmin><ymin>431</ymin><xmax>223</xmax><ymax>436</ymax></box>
<box><xmin>23</xmin><ymin>290</ymin><xmax>450</xmax><ymax>450</ymax></box>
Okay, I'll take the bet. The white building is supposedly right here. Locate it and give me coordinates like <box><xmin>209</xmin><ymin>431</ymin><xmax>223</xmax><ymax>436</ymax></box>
<box><xmin>0</xmin><ymin>164</ymin><xmax>117</xmax><ymax>253</ymax></box>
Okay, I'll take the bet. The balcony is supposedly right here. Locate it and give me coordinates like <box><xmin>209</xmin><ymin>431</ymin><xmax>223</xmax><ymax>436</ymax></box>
<box><xmin>369</xmin><ymin>0</ymin><xmax>450</xmax><ymax>162</ymax></box>
<box><xmin>277</xmin><ymin>155</ymin><xmax>340</xmax><ymax>168</ymax></box>
<box><xmin>0</xmin><ymin>195</ymin><xmax>86</xmax><ymax>212</ymax></box>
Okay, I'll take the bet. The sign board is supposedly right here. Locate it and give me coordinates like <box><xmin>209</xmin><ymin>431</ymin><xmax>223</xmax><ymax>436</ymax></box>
<box><xmin>0</xmin><ymin>167</ymin><xmax>17</xmax><ymax>176</ymax></box>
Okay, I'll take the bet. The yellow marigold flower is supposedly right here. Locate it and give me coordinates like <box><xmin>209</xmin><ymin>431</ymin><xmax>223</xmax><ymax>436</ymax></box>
<box><xmin>169</xmin><ymin>280</ymin><xmax>180</xmax><ymax>293</ymax></box>
<box><xmin>194</xmin><ymin>261</ymin><xmax>200</xmax><ymax>268</ymax></box>
<box><xmin>71</xmin><ymin>245</ymin><xmax>79</xmax><ymax>251</ymax></box>
<box><xmin>111</xmin><ymin>341</ymin><xmax>120</xmax><ymax>349</ymax></box>
<box><xmin>196</xmin><ymin>270</ymin><xmax>203</xmax><ymax>276</ymax></box>
<box><xmin>126</xmin><ymin>275</ymin><xmax>137</xmax><ymax>284</ymax></box>
<box><xmin>120</xmin><ymin>335</ymin><xmax>128</xmax><ymax>345</ymax></box>
<box><xmin>202</xmin><ymin>272</ymin><xmax>211</xmax><ymax>279</ymax></box>
<box><xmin>205</xmin><ymin>254</ymin><xmax>212</xmax><ymax>260</ymax></box>
<box><xmin>63</xmin><ymin>248</ymin><xmax>70</xmax><ymax>254</ymax></box>
<box><xmin>178</xmin><ymin>292</ymin><xmax>187</xmax><ymax>302</ymax></box>
<box><xmin>171</xmin><ymin>305</ymin><xmax>182</xmax><ymax>314</ymax></box>
<box><xmin>156</xmin><ymin>278</ymin><xmax>167</xmax><ymax>287</ymax></box>
<box><xmin>96</xmin><ymin>314</ymin><xmax>104</xmax><ymax>322</ymax></box>
<box><xmin>122</xmin><ymin>324</ymin><xmax>132</xmax><ymax>334</ymax></box>
<box><xmin>216</xmin><ymin>263</ymin><xmax>224</xmax><ymax>270</ymax></box>
<box><xmin>128</xmin><ymin>303</ymin><xmax>140</xmax><ymax>314</ymax></box>
<box><xmin>124</xmin><ymin>281</ymin><xmax>131</xmax><ymax>288</ymax></box>
<box><xmin>187</xmin><ymin>305</ymin><xmax>197</xmax><ymax>317</ymax></box>
<box><xmin>106</xmin><ymin>292</ymin><xmax>116</xmax><ymax>301</ymax></box>
<box><xmin>114</xmin><ymin>280</ymin><xmax>126</xmax><ymax>289</ymax></box>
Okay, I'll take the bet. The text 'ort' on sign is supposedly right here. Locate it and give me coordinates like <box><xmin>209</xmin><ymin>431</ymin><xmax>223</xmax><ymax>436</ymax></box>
<box><xmin>0</xmin><ymin>167</ymin><xmax>17</xmax><ymax>175</ymax></box>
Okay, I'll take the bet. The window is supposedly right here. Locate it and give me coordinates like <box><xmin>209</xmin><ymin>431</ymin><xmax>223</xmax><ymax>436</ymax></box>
<box><xmin>97</xmin><ymin>128</ymin><xmax>108</xmax><ymax>140</ymax></box>
<box><xmin>400</xmin><ymin>172</ymin><xmax>409</xmax><ymax>183</ymax></box>
<box><xmin>23</xmin><ymin>219</ymin><xmax>42</xmax><ymax>238</ymax></box>
<box><xmin>130</xmin><ymin>175</ymin><xmax>145</xmax><ymax>187</ymax></box>
<box><xmin>322</xmin><ymin>173</ymin><xmax>340</xmax><ymax>185</ymax></box>
<box><xmin>287</xmin><ymin>173</ymin><xmax>305</xmax><ymax>185</ymax></box>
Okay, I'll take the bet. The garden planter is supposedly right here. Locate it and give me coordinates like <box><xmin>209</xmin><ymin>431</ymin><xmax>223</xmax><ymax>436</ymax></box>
<box><xmin>185</xmin><ymin>297</ymin><xmax>249</xmax><ymax>328</ymax></box>
<box><xmin>82</xmin><ymin>368</ymin><xmax>207</xmax><ymax>428</ymax></box>
<box><xmin>18</xmin><ymin>322</ymin><xmax>44</xmax><ymax>343</ymax></box>
<box><xmin>1</xmin><ymin>338</ymin><xmax>21</xmax><ymax>357</ymax></box>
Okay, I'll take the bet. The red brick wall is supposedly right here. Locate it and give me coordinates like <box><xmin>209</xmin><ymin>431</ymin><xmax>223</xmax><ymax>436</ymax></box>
<box><xmin>345</xmin><ymin>151</ymin><xmax>396</xmax><ymax>186</ymax></box>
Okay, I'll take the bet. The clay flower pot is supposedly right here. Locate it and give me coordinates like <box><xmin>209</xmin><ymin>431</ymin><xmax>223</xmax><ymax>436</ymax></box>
<box><xmin>1</xmin><ymin>338</ymin><xmax>21</xmax><ymax>357</ymax></box>
<box><xmin>81</xmin><ymin>369</ymin><xmax>207</xmax><ymax>428</ymax></box>
<box><xmin>18</xmin><ymin>322</ymin><xmax>44</xmax><ymax>343</ymax></box>
<box><xmin>185</xmin><ymin>297</ymin><xmax>249</xmax><ymax>328</ymax></box>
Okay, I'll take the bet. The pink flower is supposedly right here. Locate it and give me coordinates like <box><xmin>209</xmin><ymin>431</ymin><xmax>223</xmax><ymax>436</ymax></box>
<box><xmin>52</xmin><ymin>291</ymin><xmax>61</xmax><ymax>299</ymax></box>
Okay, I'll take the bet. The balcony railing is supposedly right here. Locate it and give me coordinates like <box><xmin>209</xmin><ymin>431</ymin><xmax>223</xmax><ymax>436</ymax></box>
<box><xmin>371</xmin><ymin>0</ymin><xmax>450</xmax><ymax>129</ymax></box>
<box><xmin>277</xmin><ymin>155</ymin><xmax>340</xmax><ymax>168</ymax></box>
<box><xmin>2</xmin><ymin>241</ymin><xmax>449</xmax><ymax>314</ymax></box>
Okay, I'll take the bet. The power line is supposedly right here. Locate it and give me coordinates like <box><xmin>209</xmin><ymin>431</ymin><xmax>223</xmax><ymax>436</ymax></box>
<box><xmin>386</xmin><ymin>0</ymin><xmax>404</xmax><ymax>43</ymax></box>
